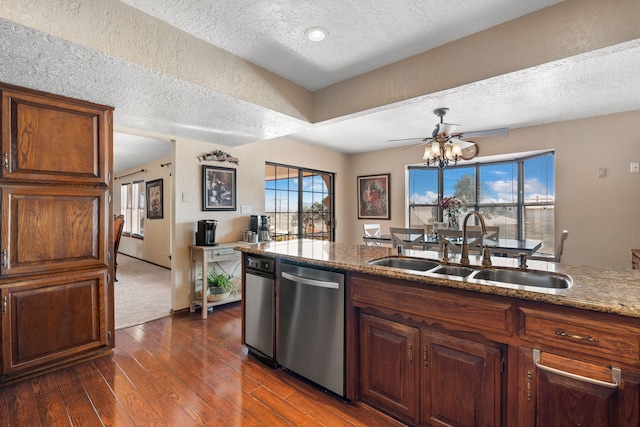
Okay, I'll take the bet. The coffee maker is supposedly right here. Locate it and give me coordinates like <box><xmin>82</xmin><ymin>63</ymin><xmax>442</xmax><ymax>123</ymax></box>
<box><xmin>250</xmin><ymin>215</ymin><xmax>271</xmax><ymax>241</ymax></box>
<box><xmin>195</xmin><ymin>220</ymin><xmax>218</xmax><ymax>246</ymax></box>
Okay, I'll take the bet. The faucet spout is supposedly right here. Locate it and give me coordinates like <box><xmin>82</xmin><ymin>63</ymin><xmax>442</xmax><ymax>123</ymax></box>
<box><xmin>460</xmin><ymin>211</ymin><xmax>487</xmax><ymax>266</ymax></box>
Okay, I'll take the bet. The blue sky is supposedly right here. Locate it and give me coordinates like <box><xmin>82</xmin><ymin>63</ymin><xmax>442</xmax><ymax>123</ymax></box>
<box><xmin>410</xmin><ymin>154</ymin><xmax>555</xmax><ymax>205</ymax></box>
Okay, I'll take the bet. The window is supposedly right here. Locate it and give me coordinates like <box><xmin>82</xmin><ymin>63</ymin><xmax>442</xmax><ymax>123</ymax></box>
<box><xmin>265</xmin><ymin>163</ymin><xmax>335</xmax><ymax>241</ymax></box>
<box><xmin>120</xmin><ymin>181</ymin><xmax>145</xmax><ymax>237</ymax></box>
<box><xmin>409</xmin><ymin>151</ymin><xmax>555</xmax><ymax>254</ymax></box>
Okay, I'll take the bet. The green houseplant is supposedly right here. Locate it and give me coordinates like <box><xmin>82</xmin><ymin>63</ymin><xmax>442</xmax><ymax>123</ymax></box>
<box><xmin>206</xmin><ymin>269</ymin><xmax>238</xmax><ymax>302</ymax></box>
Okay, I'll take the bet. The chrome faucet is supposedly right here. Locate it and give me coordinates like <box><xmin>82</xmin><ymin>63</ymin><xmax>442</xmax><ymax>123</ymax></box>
<box><xmin>460</xmin><ymin>211</ymin><xmax>492</xmax><ymax>267</ymax></box>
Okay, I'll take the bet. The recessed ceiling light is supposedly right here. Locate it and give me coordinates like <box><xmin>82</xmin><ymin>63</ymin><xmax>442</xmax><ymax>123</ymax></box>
<box><xmin>305</xmin><ymin>27</ymin><xmax>328</xmax><ymax>42</ymax></box>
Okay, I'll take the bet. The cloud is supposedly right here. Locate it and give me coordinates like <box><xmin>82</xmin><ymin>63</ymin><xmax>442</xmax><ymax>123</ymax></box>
<box><xmin>412</xmin><ymin>190</ymin><xmax>438</xmax><ymax>204</ymax></box>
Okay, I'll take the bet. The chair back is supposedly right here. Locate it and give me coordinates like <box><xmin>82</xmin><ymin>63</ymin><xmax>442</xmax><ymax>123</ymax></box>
<box><xmin>113</xmin><ymin>215</ymin><xmax>125</xmax><ymax>281</ymax></box>
<box><xmin>438</xmin><ymin>229</ymin><xmax>483</xmax><ymax>253</ymax></box>
<box><xmin>554</xmin><ymin>230</ymin><xmax>569</xmax><ymax>262</ymax></box>
<box><xmin>114</xmin><ymin>214</ymin><xmax>125</xmax><ymax>254</ymax></box>
<box><xmin>467</xmin><ymin>225</ymin><xmax>500</xmax><ymax>240</ymax></box>
<box><xmin>530</xmin><ymin>229</ymin><xmax>569</xmax><ymax>262</ymax></box>
<box><xmin>363</xmin><ymin>223</ymin><xmax>382</xmax><ymax>246</ymax></box>
<box><xmin>389</xmin><ymin>227</ymin><xmax>427</xmax><ymax>250</ymax></box>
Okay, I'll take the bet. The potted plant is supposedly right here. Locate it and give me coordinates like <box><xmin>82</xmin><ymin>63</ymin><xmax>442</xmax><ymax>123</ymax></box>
<box><xmin>206</xmin><ymin>269</ymin><xmax>238</xmax><ymax>302</ymax></box>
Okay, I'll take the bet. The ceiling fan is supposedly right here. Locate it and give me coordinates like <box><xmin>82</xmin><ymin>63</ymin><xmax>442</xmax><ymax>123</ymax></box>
<box><xmin>390</xmin><ymin>108</ymin><xmax>509</xmax><ymax>167</ymax></box>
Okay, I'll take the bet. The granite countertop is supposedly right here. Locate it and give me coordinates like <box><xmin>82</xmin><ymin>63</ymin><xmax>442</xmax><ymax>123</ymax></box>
<box><xmin>237</xmin><ymin>239</ymin><xmax>640</xmax><ymax>319</ymax></box>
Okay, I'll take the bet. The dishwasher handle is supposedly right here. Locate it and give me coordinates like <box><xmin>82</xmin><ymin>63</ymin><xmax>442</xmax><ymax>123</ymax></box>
<box><xmin>281</xmin><ymin>271</ymin><xmax>340</xmax><ymax>289</ymax></box>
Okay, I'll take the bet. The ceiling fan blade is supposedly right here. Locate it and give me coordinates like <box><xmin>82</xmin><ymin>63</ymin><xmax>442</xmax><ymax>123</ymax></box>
<box><xmin>453</xmin><ymin>127</ymin><xmax>509</xmax><ymax>139</ymax></box>
<box><xmin>386</xmin><ymin>137</ymin><xmax>432</xmax><ymax>143</ymax></box>
<box><xmin>433</xmin><ymin>123</ymin><xmax>460</xmax><ymax>138</ymax></box>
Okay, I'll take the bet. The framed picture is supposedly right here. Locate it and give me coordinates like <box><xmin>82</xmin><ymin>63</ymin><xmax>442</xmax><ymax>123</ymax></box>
<box><xmin>202</xmin><ymin>165</ymin><xmax>236</xmax><ymax>211</ymax></box>
<box><xmin>146</xmin><ymin>179</ymin><xmax>163</xmax><ymax>219</ymax></box>
<box><xmin>357</xmin><ymin>173</ymin><xmax>390</xmax><ymax>220</ymax></box>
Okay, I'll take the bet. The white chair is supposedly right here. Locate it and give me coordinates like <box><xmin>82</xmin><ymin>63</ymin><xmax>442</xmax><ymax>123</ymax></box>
<box><xmin>389</xmin><ymin>227</ymin><xmax>427</xmax><ymax>250</ymax></box>
<box><xmin>529</xmin><ymin>230</ymin><xmax>569</xmax><ymax>262</ymax></box>
<box><xmin>467</xmin><ymin>225</ymin><xmax>500</xmax><ymax>240</ymax></box>
<box><xmin>438</xmin><ymin>229</ymin><xmax>483</xmax><ymax>254</ymax></box>
<box><xmin>363</xmin><ymin>223</ymin><xmax>382</xmax><ymax>246</ymax></box>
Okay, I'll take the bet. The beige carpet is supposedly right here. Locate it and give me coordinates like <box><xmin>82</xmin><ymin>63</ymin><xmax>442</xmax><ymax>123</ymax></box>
<box><xmin>114</xmin><ymin>254</ymin><xmax>172</xmax><ymax>330</ymax></box>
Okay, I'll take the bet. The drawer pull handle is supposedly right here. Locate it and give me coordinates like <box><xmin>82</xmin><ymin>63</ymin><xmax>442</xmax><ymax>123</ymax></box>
<box><xmin>533</xmin><ymin>349</ymin><xmax>621</xmax><ymax>389</ymax></box>
<box><xmin>555</xmin><ymin>330</ymin><xmax>599</xmax><ymax>343</ymax></box>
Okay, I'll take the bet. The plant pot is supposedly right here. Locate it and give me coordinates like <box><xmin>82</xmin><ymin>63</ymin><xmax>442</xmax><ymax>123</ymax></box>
<box><xmin>207</xmin><ymin>288</ymin><xmax>231</xmax><ymax>302</ymax></box>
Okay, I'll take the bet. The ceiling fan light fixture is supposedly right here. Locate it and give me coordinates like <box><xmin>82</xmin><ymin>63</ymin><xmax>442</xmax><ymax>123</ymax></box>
<box><xmin>305</xmin><ymin>27</ymin><xmax>328</xmax><ymax>42</ymax></box>
<box><xmin>451</xmin><ymin>141</ymin><xmax>462</xmax><ymax>157</ymax></box>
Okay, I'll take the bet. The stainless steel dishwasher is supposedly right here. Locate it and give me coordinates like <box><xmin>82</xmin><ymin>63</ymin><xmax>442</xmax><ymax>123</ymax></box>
<box><xmin>245</xmin><ymin>255</ymin><xmax>276</xmax><ymax>367</ymax></box>
<box><xmin>278</xmin><ymin>262</ymin><xmax>345</xmax><ymax>397</ymax></box>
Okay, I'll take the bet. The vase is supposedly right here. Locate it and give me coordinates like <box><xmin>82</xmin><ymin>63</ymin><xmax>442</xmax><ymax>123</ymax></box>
<box><xmin>448</xmin><ymin>215</ymin><xmax>459</xmax><ymax>230</ymax></box>
<box><xmin>207</xmin><ymin>288</ymin><xmax>231</xmax><ymax>302</ymax></box>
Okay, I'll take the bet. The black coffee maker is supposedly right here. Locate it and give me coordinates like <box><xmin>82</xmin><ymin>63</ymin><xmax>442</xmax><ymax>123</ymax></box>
<box><xmin>196</xmin><ymin>220</ymin><xmax>218</xmax><ymax>246</ymax></box>
<box><xmin>250</xmin><ymin>215</ymin><xmax>271</xmax><ymax>241</ymax></box>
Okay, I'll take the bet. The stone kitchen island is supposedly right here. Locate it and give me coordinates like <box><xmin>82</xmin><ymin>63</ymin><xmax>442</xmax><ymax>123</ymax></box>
<box><xmin>238</xmin><ymin>239</ymin><xmax>640</xmax><ymax>427</ymax></box>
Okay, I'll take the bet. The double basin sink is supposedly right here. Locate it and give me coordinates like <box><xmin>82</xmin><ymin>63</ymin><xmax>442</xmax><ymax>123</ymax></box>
<box><xmin>366</xmin><ymin>256</ymin><xmax>572</xmax><ymax>293</ymax></box>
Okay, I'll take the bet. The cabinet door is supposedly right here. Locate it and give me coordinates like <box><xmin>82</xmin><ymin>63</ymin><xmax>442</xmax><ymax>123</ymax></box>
<box><xmin>520</xmin><ymin>347</ymin><xmax>639</xmax><ymax>427</ymax></box>
<box><xmin>0</xmin><ymin>185</ymin><xmax>109</xmax><ymax>276</ymax></box>
<box><xmin>360</xmin><ymin>313</ymin><xmax>419</xmax><ymax>424</ymax></box>
<box><xmin>422</xmin><ymin>330</ymin><xmax>503</xmax><ymax>427</ymax></box>
<box><xmin>0</xmin><ymin>88</ymin><xmax>111</xmax><ymax>184</ymax></box>
<box><xmin>1</xmin><ymin>269</ymin><xmax>109</xmax><ymax>375</ymax></box>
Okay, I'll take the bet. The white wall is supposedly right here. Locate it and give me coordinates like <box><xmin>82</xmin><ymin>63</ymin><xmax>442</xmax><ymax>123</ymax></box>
<box><xmin>113</xmin><ymin>155</ymin><xmax>172</xmax><ymax>268</ymax></box>
<box><xmin>348</xmin><ymin>110</ymin><xmax>640</xmax><ymax>269</ymax></box>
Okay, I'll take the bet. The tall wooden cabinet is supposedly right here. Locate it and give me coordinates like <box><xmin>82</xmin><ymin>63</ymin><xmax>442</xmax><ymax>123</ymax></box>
<box><xmin>0</xmin><ymin>82</ymin><xmax>113</xmax><ymax>385</ymax></box>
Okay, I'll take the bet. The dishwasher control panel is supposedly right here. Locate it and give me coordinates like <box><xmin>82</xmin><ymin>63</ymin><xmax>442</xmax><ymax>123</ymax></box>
<box><xmin>246</xmin><ymin>256</ymin><xmax>275</xmax><ymax>273</ymax></box>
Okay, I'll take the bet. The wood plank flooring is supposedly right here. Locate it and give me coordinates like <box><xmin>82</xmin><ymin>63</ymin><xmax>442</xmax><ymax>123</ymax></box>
<box><xmin>0</xmin><ymin>303</ymin><xmax>404</xmax><ymax>426</ymax></box>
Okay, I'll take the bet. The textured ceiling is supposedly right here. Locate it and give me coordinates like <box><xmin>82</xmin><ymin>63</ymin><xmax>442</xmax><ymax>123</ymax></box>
<box><xmin>118</xmin><ymin>0</ymin><xmax>562</xmax><ymax>91</ymax></box>
<box><xmin>1</xmin><ymin>0</ymin><xmax>640</xmax><ymax>173</ymax></box>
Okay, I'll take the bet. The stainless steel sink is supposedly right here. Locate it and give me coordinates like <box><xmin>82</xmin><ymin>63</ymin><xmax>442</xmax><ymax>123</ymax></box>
<box><xmin>367</xmin><ymin>257</ymin><xmax>440</xmax><ymax>271</ymax></box>
<box><xmin>470</xmin><ymin>269</ymin><xmax>573</xmax><ymax>290</ymax></box>
<box><xmin>366</xmin><ymin>256</ymin><xmax>572</xmax><ymax>293</ymax></box>
<box><xmin>430</xmin><ymin>265</ymin><xmax>475</xmax><ymax>277</ymax></box>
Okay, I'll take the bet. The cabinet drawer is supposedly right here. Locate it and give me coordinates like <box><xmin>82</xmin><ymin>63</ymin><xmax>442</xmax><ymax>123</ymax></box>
<box><xmin>351</xmin><ymin>274</ymin><xmax>515</xmax><ymax>336</ymax></box>
<box><xmin>519</xmin><ymin>307</ymin><xmax>640</xmax><ymax>363</ymax></box>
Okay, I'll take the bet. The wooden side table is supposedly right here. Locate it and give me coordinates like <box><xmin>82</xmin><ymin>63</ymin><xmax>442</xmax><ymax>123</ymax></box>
<box><xmin>189</xmin><ymin>243</ymin><xmax>243</xmax><ymax>319</ymax></box>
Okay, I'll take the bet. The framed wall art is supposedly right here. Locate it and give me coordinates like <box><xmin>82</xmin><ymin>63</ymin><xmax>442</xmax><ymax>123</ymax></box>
<box><xmin>202</xmin><ymin>165</ymin><xmax>236</xmax><ymax>211</ymax></box>
<box><xmin>357</xmin><ymin>173</ymin><xmax>390</xmax><ymax>220</ymax></box>
<box><xmin>146</xmin><ymin>179</ymin><xmax>163</xmax><ymax>219</ymax></box>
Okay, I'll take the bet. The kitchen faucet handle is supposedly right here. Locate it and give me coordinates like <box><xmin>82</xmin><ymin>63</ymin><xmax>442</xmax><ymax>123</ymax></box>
<box><xmin>519</xmin><ymin>253</ymin><xmax>528</xmax><ymax>271</ymax></box>
<box><xmin>442</xmin><ymin>239</ymin><xmax>450</xmax><ymax>264</ymax></box>
<box><xmin>482</xmin><ymin>246</ymin><xmax>492</xmax><ymax>267</ymax></box>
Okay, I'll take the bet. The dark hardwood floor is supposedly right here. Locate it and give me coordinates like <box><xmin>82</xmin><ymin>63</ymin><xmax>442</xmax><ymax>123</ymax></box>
<box><xmin>0</xmin><ymin>303</ymin><xmax>403</xmax><ymax>426</ymax></box>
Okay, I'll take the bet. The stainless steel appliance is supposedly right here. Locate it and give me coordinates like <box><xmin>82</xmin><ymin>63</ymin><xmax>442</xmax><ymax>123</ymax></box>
<box><xmin>250</xmin><ymin>215</ymin><xmax>271</xmax><ymax>241</ymax></box>
<box><xmin>278</xmin><ymin>262</ymin><xmax>345</xmax><ymax>397</ymax></box>
<box><xmin>195</xmin><ymin>220</ymin><xmax>218</xmax><ymax>246</ymax></box>
<box><xmin>245</xmin><ymin>255</ymin><xmax>276</xmax><ymax>367</ymax></box>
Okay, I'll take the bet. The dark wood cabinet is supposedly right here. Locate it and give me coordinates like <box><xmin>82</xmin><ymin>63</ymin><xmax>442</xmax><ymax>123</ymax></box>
<box><xmin>349</xmin><ymin>272</ymin><xmax>640</xmax><ymax>425</ymax></box>
<box><xmin>1</xmin><ymin>270</ymin><xmax>109</xmax><ymax>375</ymax></box>
<box><xmin>359</xmin><ymin>312</ymin><xmax>503</xmax><ymax>426</ymax></box>
<box><xmin>422</xmin><ymin>330</ymin><xmax>502</xmax><ymax>427</ymax></box>
<box><xmin>0</xmin><ymin>82</ymin><xmax>113</xmax><ymax>385</ymax></box>
<box><xmin>0</xmin><ymin>184</ymin><xmax>109</xmax><ymax>276</ymax></box>
<box><xmin>360</xmin><ymin>313</ymin><xmax>419</xmax><ymax>423</ymax></box>
<box><xmin>517</xmin><ymin>346</ymin><xmax>640</xmax><ymax>427</ymax></box>
<box><xmin>0</xmin><ymin>87</ymin><xmax>110</xmax><ymax>184</ymax></box>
